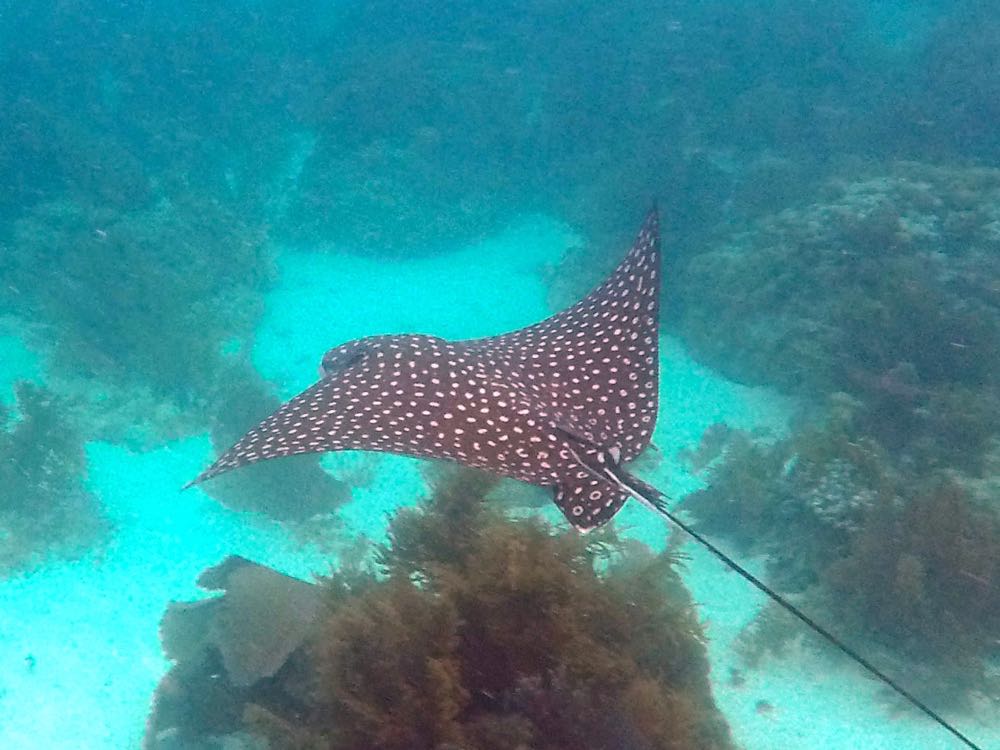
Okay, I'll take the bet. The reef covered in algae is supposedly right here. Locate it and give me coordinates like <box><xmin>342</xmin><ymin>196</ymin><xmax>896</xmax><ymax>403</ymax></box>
<box><xmin>674</xmin><ymin>163</ymin><xmax>1000</xmax><ymax>703</ymax></box>
<box><xmin>13</xmin><ymin>1</ymin><xmax>994</xmax><ymax>264</ymax></box>
<box><xmin>681</xmin><ymin>403</ymin><xmax>1000</xmax><ymax>703</ymax></box>
<box><xmin>0</xmin><ymin>198</ymin><xmax>351</xmax><ymax>523</ymax></box>
<box><xmin>0</xmin><ymin>383</ymin><xmax>107</xmax><ymax>575</ymax></box>
<box><xmin>146</xmin><ymin>470</ymin><xmax>733</xmax><ymax>750</ymax></box>
<box><xmin>679</xmin><ymin>163</ymin><xmax>1000</xmax><ymax>415</ymax></box>
<box><xmin>1</xmin><ymin>196</ymin><xmax>272</xmax><ymax>405</ymax></box>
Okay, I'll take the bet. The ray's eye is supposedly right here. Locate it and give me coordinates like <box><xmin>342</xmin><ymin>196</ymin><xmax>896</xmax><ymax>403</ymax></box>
<box><xmin>320</xmin><ymin>345</ymin><xmax>369</xmax><ymax>378</ymax></box>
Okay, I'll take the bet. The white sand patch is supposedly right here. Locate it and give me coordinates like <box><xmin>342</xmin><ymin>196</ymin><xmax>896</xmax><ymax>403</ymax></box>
<box><xmin>681</xmin><ymin>536</ymin><xmax>999</xmax><ymax>750</ymax></box>
<box><xmin>0</xmin><ymin>439</ymin><xmax>330</xmax><ymax>750</ymax></box>
<box><xmin>255</xmin><ymin>215</ymin><xmax>574</xmax><ymax>399</ymax></box>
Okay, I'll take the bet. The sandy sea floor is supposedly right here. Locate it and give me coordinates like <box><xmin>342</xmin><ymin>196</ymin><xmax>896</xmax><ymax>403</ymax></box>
<box><xmin>0</xmin><ymin>215</ymin><xmax>996</xmax><ymax>750</ymax></box>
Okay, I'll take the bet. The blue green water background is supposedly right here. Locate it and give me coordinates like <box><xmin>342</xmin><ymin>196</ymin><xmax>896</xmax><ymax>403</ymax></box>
<box><xmin>1</xmin><ymin>2</ymin><xmax>998</xmax><ymax>748</ymax></box>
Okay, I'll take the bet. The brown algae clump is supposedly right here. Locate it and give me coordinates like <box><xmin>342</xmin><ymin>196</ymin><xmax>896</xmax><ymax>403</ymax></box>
<box><xmin>147</xmin><ymin>469</ymin><xmax>733</xmax><ymax>750</ymax></box>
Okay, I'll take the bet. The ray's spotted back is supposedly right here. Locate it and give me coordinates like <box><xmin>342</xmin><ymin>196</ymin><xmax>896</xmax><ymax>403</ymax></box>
<box><xmin>189</xmin><ymin>208</ymin><xmax>662</xmax><ymax>531</ymax></box>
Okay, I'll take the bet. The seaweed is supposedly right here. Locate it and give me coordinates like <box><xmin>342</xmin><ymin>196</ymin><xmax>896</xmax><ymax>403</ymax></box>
<box><xmin>732</xmin><ymin>602</ymin><xmax>802</xmax><ymax>670</ymax></box>
<box><xmin>682</xmin><ymin>408</ymin><xmax>1000</xmax><ymax>700</ymax></box>
<box><xmin>680</xmin><ymin>429</ymin><xmax>791</xmax><ymax>553</ymax></box>
<box><xmin>147</xmin><ymin>467</ymin><xmax>733</xmax><ymax>750</ymax></box>
<box><xmin>0</xmin><ymin>382</ymin><xmax>107</xmax><ymax>574</ymax></box>
<box><xmin>825</xmin><ymin>477</ymin><xmax>1000</xmax><ymax>682</ymax></box>
<box><xmin>299</xmin><ymin>468</ymin><xmax>731</xmax><ymax>750</ymax></box>
<box><xmin>2</xmin><ymin>195</ymin><xmax>273</xmax><ymax>410</ymax></box>
<box><xmin>677</xmin><ymin>162</ymin><xmax>1000</xmax><ymax>472</ymax></box>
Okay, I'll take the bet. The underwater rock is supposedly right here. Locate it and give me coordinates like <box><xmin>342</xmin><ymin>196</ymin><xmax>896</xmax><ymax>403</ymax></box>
<box><xmin>160</xmin><ymin>555</ymin><xmax>324</xmax><ymax>690</ymax></box>
<box><xmin>148</xmin><ymin>556</ymin><xmax>325</xmax><ymax>748</ymax></box>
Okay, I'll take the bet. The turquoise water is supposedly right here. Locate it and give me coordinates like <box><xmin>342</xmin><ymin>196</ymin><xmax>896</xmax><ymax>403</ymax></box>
<box><xmin>2</xmin><ymin>3</ymin><xmax>999</xmax><ymax>749</ymax></box>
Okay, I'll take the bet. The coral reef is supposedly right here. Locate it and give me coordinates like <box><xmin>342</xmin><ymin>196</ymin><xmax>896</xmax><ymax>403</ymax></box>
<box><xmin>677</xmin><ymin>162</ymin><xmax>1000</xmax><ymax>706</ymax></box>
<box><xmin>146</xmin><ymin>468</ymin><xmax>733</xmax><ymax>750</ymax></box>
<box><xmin>678</xmin><ymin>162</ymin><xmax>1000</xmax><ymax>471</ymax></box>
<box><xmin>681</xmin><ymin>407</ymin><xmax>1000</xmax><ymax>700</ymax></box>
<box><xmin>0</xmin><ymin>382</ymin><xmax>107</xmax><ymax>574</ymax></box>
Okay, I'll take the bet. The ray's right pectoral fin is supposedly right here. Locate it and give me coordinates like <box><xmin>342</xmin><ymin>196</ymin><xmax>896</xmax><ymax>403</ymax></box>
<box><xmin>554</xmin><ymin>474</ymin><xmax>630</xmax><ymax>533</ymax></box>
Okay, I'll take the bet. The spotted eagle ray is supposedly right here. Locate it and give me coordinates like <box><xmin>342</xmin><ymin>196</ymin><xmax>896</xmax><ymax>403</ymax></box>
<box><xmin>190</xmin><ymin>208</ymin><xmax>980</xmax><ymax>750</ymax></box>
<box><xmin>190</xmin><ymin>208</ymin><xmax>664</xmax><ymax>531</ymax></box>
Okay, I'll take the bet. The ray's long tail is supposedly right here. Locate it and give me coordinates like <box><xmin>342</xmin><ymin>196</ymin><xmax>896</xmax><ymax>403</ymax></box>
<box><xmin>627</xmin><ymin>482</ymin><xmax>984</xmax><ymax>750</ymax></box>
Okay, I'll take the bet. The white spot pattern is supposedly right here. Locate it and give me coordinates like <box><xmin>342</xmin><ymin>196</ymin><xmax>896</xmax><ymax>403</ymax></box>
<box><xmin>190</xmin><ymin>209</ymin><xmax>662</xmax><ymax>530</ymax></box>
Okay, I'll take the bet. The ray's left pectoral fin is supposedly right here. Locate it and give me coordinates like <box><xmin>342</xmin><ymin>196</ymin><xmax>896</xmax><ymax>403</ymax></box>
<box><xmin>184</xmin><ymin>378</ymin><xmax>337</xmax><ymax>489</ymax></box>
<box><xmin>554</xmin><ymin>475</ymin><xmax>631</xmax><ymax>533</ymax></box>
